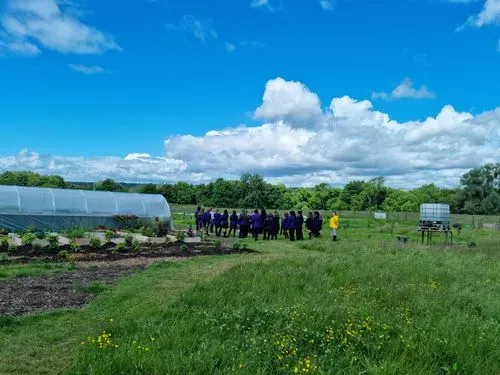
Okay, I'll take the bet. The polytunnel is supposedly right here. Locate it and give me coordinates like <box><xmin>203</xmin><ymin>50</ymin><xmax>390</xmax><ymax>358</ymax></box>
<box><xmin>0</xmin><ymin>185</ymin><xmax>171</xmax><ymax>232</ymax></box>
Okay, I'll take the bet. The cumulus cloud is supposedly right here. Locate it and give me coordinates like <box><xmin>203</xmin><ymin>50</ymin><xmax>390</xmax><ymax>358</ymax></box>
<box><xmin>254</xmin><ymin>77</ymin><xmax>323</xmax><ymax>125</ymax></box>
<box><xmin>2</xmin><ymin>78</ymin><xmax>500</xmax><ymax>188</ymax></box>
<box><xmin>0</xmin><ymin>0</ymin><xmax>121</xmax><ymax>55</ymax></box>
<box><xmin>372</xmin><ymin>78</ymin><xmax>436</xmax><ymax>100</ymax></box>
<box><xmin>458</xmin><ymin>0</ymin><xmax>500</xmax><ymax>29</ymax></box>
<box><xmin>0</xmin><ymin>149</ymin><xmax>192</xmax><ymax>183</ymax></box>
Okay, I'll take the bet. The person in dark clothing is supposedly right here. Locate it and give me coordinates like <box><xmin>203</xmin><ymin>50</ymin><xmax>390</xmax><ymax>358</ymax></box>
<box><xmin>312</xmin><ymin>211</ymin><xmax>322</xmax><ymax>238</ymax></box>
<box><xmin>238</xmin><ymin>210</ymin><xmax>250</xmax><ymax>238</ymax></box>
<box><xmin>296</xmin><ymin>210</ymin><xmax>304</xmax><ymax>241</ymax></box>
<box><xmin>305</xmin><ymin>212</ymin><xmax>314</xmax><ymax>239</ymax></box>
<box><xmin>264</xmin><ymin>214</ymin><xmax>273</xmax><ymax>240</ymax></box>
<box><xmin>194</xmin><ymin>206</ymin><xmax>201</xmax><ymax>231</ymax></box>
<box><xmin>229</xmin><ymin>210</ymin><xmax>238</xmax><ymax>237</ymax></box>
<box><xmin>197</xmin><ymin>208</ymin><xmax>205</xmax><ymax>233</ymax></box>
<box><xmin>281</xmin><ymin>212</ymin><xmax>289</xmax><ymax>239</ymax></box>
<box><xmin>251</xmin><ymin>209</ymin><xmax>263</xmax><ymax>241</ymax></box>
<box><xmin>261</xmin><ymin>209</ymin><xmax>268</xmax><ymax>239</ymax></box>
<box><xmin>213</xmin><ymin>209</ymin><xmax>222</xmax><ymax>237</ymax></box>
<box><xmin>288</xmin><ymin>211</ymin><xmax>297</xmax><ymax>241</ymax></box>
<box><xmin>220</xmin><ymin>209</ymin><xmax>229</xmax><ymax>237</ymax></box>
<box><xmin>271</xmin><ymin>211</ymin><xmax>280</xmax><ymax>240</ymax></box>
<box><xmin>203</xmin><ymin>209</ymin><xmax>211</xmax><ymax>235</ymax></box>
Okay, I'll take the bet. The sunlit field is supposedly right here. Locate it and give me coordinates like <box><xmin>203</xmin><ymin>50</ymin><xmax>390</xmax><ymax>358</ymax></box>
<box><xmin>1</xmin><ymin>207</ymin><xmax>499</xmax><ymax>375</ymax></box>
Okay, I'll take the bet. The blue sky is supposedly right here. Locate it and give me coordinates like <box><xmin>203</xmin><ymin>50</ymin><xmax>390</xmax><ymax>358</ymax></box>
<box><xmin>0</xmin><ymin>0</ymin><xmax>499</xmax><ymax>187</ymax></box>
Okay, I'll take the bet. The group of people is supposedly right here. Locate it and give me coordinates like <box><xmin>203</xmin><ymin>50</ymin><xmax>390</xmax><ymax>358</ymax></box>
<box><xmin>194</xmin><ymin>207</ymin><xmax>340</xmax><ymax>242</ymax></box>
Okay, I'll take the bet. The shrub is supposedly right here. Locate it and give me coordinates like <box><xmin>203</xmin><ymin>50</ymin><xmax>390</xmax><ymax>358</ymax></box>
<box><xmin>21</xmin><ymin>231</ymin><xmax>37</xmax><ymax>246</ymax></box>
<box><xmin>116</xmin><ymin>243</ymin><xmax>126</xmax><ymax>252</ymax></box>
<box><xmin>70</xmin><ymin>241</ymin><xmax>81</xmax><ymax>253</ymax></box>
<box><xmin>64</xmin><ymin>227</ymin><xmax>86</xmax><ymax>239</ymax></box>
<box><xmin>89</xmin><ymin>237</ymin><xmax>101</xmax><ymax>250</ymax></box>
<box><xmin>104</xmin><ymin>230</ymin><xmax>116</xmax><ymax>242</ymax></box>
<box><xmin>0</xmin><ymin>252</ymin><xmax>8</xmax><ymax>264</ymax></box>
<box><xmin>0</xmin><ymin>228</ymin><xmax>8</xmax><ymax>236</ymax></box>
<box><xmin>0</xmin><ymin>237</ymin><xmax>9</xmax><ymax>252</ymax></box>
<box><xmin>156</xmin><ymin>222</ymin><xmax>170</xmax><ymax>237</ymax></box>
<box><xmin>58</xmin><ymin>250</ymin><xmax>69</xmax><ymax>260</ymax></box>
<box><xmin>35</xmin><ymin>231</ymin><xmax>46</xmax><ymax>240</ymax></box>
<box><xmin>164</xmin><ymin>236</ymin><xmax>174</xmax><ymax>247</ymax></box>
<box><xmin>124</xmin><ymin>235</ymin><xmax>134</xmax><ymax>247</ymax></box>
<box><xmin>140</xmin><ymin>226</ymin><xmax>155</xmax><ymax>238</ymax></box>
<box><xmin>32</xmin><ymin>243</ymin><xmax>42</xmax><ymax>251</ymax></box>
<box><xmin>214</xmin><ymin>240</ymin><xmax>223</xmax><ymax>251</ymax></box>
<box><xmin>232</xmin><ymin>241</ymin><xmax>242</xmax><ymax>250</ymax></box>
<box><xmin>47</xmin><ymin>235</ymin><xmax>59</xmax><ymax>250</ymax></box>
<box><xmin>176</xmin><ymin>231</ymin><xmax>186</xmax><ymax>242</ymax></box>
<box><xmin>132</xmin><ymin>239</ymin><xmax>141</xmax><ymax>252</ymax></box>
<box><xmin>180</xmin><ymin>244</ymin><xmax>188</xmax><ymax>252</ymax></box>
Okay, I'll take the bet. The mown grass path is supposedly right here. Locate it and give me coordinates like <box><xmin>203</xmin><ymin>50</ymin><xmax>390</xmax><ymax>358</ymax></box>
<box><xmin>0</xmin><ymin>244</ymin><xmax>296</xmax><ymax>375</ymax></box>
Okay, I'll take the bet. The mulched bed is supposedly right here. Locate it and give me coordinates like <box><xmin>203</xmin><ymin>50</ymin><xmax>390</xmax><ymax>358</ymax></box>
<box><xmin>7</xmin><ymin>242</ymin><xmax>254</xmax><ymax>264</ymax></box>
<box><xmin>0</xmin><ymin>264</ymin><xmax>144</xmax><ymax>315</ymax></box>
<box><xmin>0</xmin><ymin>241</ymin><xmax>254</xmax><ymax>316</ymax></box>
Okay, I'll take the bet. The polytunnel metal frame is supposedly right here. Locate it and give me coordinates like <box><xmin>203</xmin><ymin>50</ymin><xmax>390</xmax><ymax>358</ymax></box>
<box><xmin>0</xmin><ymin>185</ymin><xmax>171</xmax><ymax>232</ymax></box>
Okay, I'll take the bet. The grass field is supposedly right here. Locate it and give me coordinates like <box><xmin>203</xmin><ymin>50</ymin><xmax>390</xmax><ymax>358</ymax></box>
<box><xmin>0</xmin><ymin>262</ymin><xmax>76</xmax><ymax>280</ymax></box>
<box><xmin>0</xmin><ymin>211</ymin><xmax>499</xmax><ymax>375</ymax></box>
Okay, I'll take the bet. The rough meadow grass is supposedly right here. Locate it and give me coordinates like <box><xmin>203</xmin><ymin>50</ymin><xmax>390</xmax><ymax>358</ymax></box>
<box><xmin>0</xmin><ymin>215</ymin><xmax>499</xmax><ymax>375</ymax></box>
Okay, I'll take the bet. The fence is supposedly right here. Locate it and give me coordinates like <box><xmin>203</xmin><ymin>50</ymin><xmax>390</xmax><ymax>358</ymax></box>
<box><xmin>170</xmin><ymin>204</ymin><xmax>500</xmax><ymax>228</ymax></box>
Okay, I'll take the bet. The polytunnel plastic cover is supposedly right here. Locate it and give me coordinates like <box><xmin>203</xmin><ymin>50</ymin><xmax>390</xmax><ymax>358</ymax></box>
<box><xmin>0</xmin><ymin>185</ymin><xmax>170</xmax><ymax>218</ymax></box>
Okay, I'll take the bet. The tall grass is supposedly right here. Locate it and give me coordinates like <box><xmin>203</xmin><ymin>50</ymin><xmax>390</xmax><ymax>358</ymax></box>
<box><xmin>70</xmin><ymin>241</ymin><xmax>499</xmax><ymax>375</ymax></box>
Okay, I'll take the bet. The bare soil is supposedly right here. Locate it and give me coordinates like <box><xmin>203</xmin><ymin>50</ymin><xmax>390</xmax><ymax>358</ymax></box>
<box><xmin>0</xmin><ymin>262</ymin><xmax>145</xmax><ymax>315</ymax></box>
<box><xmin>0</xmin><ymin>242</ymin><xmax>253</xmax><ymax>315</ymax></box>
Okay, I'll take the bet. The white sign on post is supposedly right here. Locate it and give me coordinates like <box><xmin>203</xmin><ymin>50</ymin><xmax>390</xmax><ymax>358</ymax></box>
<box><xmin>374</xmin><ymin>212</ymin><xmax>387</xmax><ymax>220</ymax></box>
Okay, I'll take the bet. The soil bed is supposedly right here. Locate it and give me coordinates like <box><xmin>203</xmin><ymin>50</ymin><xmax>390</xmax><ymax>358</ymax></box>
<box><xmin>0</xmin><ymin>263</ymin><xmax>144</xmax><ymax>315</ymax></box>
<box><xmin>7</xmin><ymin>241</ymin><xmax>254</xmax><ymax>264</ymax></box>
<box><xmin>0</xmin><ymin>241</ymin><xmax>254</xmax><ymax>315</ymax></box>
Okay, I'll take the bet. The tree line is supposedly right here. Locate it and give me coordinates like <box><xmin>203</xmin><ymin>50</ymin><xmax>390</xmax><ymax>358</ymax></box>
<box><xmin>1</xmin><ymin>164</ymin><xmax>499</xmax><ymax>215</ymax></box>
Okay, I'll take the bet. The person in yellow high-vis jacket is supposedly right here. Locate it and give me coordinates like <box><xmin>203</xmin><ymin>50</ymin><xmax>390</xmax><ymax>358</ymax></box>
<box><xmin>329</xmin><ymin>211</ymin><xmax>339</xmax><ymax>241</ymax></box>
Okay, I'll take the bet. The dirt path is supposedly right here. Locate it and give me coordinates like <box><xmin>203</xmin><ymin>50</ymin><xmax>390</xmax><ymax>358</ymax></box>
<box><xmin>0</xmin><ymin>257</ymin><xmax>181</xmax><ymax>315</ymax></box>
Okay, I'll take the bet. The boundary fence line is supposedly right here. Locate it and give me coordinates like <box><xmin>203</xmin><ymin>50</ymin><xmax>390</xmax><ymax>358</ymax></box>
<box><xmin>170</xmin><ymin>204</ymin><xmax>500</xmax><ymax>227</ymax></box>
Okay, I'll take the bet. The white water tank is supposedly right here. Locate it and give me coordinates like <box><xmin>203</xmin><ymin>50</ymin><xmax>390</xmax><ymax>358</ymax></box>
<box><xmin>419</xmin><ymin>203</ymin><xmax>450</xmax><ymax>230</ymax></box>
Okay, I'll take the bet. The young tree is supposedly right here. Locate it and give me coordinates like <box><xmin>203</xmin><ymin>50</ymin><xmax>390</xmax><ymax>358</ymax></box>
<box><xmin>94</xmin><ymin>179</ymin><xmax>127</xmax><ymax>192</ymax></box>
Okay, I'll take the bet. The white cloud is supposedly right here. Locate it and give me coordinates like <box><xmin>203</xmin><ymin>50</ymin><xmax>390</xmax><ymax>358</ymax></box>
<box><xmin>458</xmin><ymin>0</ymin><xmax>500</xmax><ymax>29</ymax></box>
<box><xmin>372</xmin><ymin>78</ymin><xmax>436</xmax><ymax>100</ymax></box>
<box><xmin>225</xmin><ymin>41</ymin><xmax>235</xmax><ymax>53</ymax></box>
<box><xmin>251</xmin><ymin>0</ymin><xmax>270</xmax><ymax>8</ymax></box>
<box><xmin>254</xmin><ymin>77</ymin><xmax>323</xmax><ymax>125</ymax></box>
<box><xmin>2</xmin><ymin>78</ymin><xmax>500</xmax><ymax>188</ymax></box>
<box><xmin>179</xmin><ymin>15</ymin><xmax>217</xmax><ymax>43</ymax></box>
<box><xmin>0</xmin><ymin>149</ymin><xmax>191</xmax><ymax>183</ymax></box>
<box><xmin>68</xmin><ymin>64</ymin><xmax>106</xmax><ymax>74</ymax></box>
<box><xmin>0</xmin><ymin>40</ymin><xmax>40</xmax><ymax>55</ymax></box>
<box><xmin>0</xmin><ymin>0</ymin><xmax>121</xmax><ymax>55</ymax></box>
<box><xmin>319</xmin><ymin>0</ymin><xmax>335</xmax><ymax>10</ymax></box>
